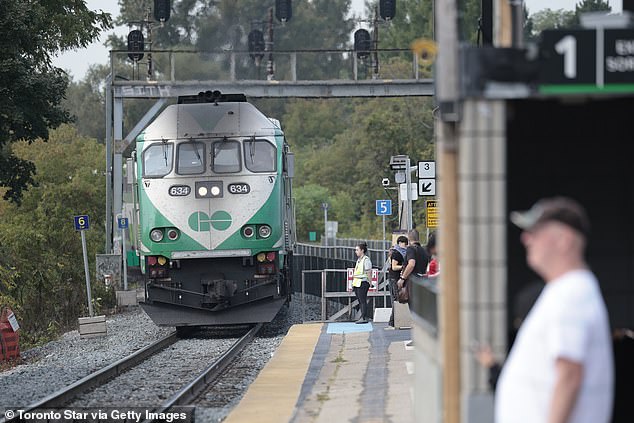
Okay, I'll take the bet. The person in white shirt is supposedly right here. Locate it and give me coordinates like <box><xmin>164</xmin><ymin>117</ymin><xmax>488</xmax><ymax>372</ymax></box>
<box><xmin>495</xmin><ymin>197</ymin><xmax>614</xmax><ymax>423</ymax></box>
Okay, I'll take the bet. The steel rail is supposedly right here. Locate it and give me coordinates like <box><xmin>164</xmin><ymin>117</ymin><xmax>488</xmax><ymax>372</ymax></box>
<box><xmin>2</xmin><ymin>332</ymin><xmax>179</xmax><ymax>422</ymax></box>
<box><xmin>145</xmin><ymin>323</ymin><xmax>263</xmax><ymax>420</ymax></box>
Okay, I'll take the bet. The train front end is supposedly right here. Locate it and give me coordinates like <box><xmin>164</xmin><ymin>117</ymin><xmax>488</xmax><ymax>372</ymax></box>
<box><xmin>133</xmin><ymin>94</ymin><xmax>294</xmax><ymax>326</ymax></box>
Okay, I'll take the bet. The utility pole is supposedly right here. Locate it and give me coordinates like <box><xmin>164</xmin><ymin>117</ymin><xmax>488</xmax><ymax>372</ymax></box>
<box><xmin>267</xmin><ymin>7</ymin><xmax>274</xmax><ymax>80</ymax></box>
<box><xmin>405</xmin><ymin>157</ymin><xmax>413</xmax><ymax>232</ymax></box>
<box><xmin>373</xmin><ymin>5</ymin><xmax>379</xmax><ymax>78</ymax></box>
<box><xmin>435</xmin><ymin>1</ymin><xmax>461</xmax><ymax>423</ymax></box>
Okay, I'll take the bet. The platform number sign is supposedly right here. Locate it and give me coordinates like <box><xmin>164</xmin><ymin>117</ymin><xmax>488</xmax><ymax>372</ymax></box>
<box><xmin>74</xmin><ymin>215</ymin><xmax>90</xmax><ymax>231</ymax></box>
<box><xmin>118</xmin><ymin>217</ymin><xmax>129</xmax><ymax>229</ymax></box>
<box><xmin>539</xmin><ymin>28</ymin><xmax>634</xmax><ymax>93</ymax></box>
<box><xmin>376</xmin><ymin>200</ymin><xmax>392</xmax><ymax>216</ymax></box>
<box><xmin>540</xmin><ymin>30</ymin><xmax>596</xmax><ymax>85</ymax></box>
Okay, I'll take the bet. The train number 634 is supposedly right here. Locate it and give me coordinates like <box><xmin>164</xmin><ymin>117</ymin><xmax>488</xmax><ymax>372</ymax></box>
<box><xmin>168</xmin><ymin>185</ymin><xmax>191</xmax><ymax>196</ymax></box>
<box><xmin>228</xmin><ymin>183</ymin><xmax>250</xmax><ymax>194</ymax></box>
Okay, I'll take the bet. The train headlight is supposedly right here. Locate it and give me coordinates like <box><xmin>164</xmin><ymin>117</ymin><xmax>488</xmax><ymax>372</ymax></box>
<box><xmin>157</xmin><ymin>256</ymin><xmax>167</xmax><ymax>266</ymax></box>
<box><xmin>256</xmin><ymin>252</ymin><xmax>266</xmax><ymax>262</ymax></box>
<box><xmin>242</xmin><ymin>226</ymin><xmax>255</xmax><ymax>238</ymax></box>
<box><xmin>167</xmin><ymin>228</ymin><xmax>179</xmax><ymax>240</ymax></box>
<box><xmin>150</xmin><ymin>229</ymin><xmax>164</xmax><ymax>242</ymax></box>
<box><xmin>258</xmin><ymin>225</ymin><xmax>272</xmax><ymax>238</ymax></box>
<box><xmin>195</xmin><ymin>181</ymin><xmax>223</xmax><ymax>198</ymax></box>
<box><xmin>266</xmin><ymin>252</ymin><xmax>276</xmax><ymax>262</ymax></box>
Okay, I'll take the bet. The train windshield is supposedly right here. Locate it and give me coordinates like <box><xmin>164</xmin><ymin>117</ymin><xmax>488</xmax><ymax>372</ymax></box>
<box><xmin>143</xmin><ymin>143</ymin><xmax>173</xmax><ymax>177</ymax></box>
<box><xmin>244</xmin><ymin>139</ymin><xmax>277</xmax><ymax>173</ymax></box>
<box><xmin>212</xmin><ymin>140</ymin><xmax>241</xmax><ymax>173</ymax></box>
<box><xmin>177</xmin><ymin>141</ymin><xmax>205</xmax><ymax>174</ymax></box>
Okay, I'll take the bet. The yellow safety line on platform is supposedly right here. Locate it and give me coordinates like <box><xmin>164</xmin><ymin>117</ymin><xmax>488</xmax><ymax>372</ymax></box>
<box><xmin>224</xmin><ymin>323</ymin><xmax>324</xmax><ymax>423</ymax></box>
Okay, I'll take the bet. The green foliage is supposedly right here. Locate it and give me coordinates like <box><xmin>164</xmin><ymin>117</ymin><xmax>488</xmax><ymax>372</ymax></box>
<box><xmin>570</xmin><ymin>0</ymin><xmax>612</xmax><ymax>25</ymax></box>
<box><xmin>0</xmin><ymin>125</ymin><xmax>106</xmax><ymax>348</ymax></box>
<box><xmin>284</xmin><ymin>96</ymin><xmax>434</xmax><ymax>239</ymax></box>
<box><xmin>63</xmin><ymin>65</ymin><xmax>110</xmax><ymax>143</ymax></box>
<box><xmin>0</xmin><ymin>0</ymin><xmax>112</xmax><ymax>203</ymax></box>
<box><xmin>529</xmin><ymin>9</ymin><xmax>576</xmax><ymax>35</ymax></box>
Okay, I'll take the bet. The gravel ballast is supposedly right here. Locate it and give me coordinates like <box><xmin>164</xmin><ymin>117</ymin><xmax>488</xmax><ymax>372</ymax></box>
<box><xmin>0</xmin><ymin>294</ymin><xmax>335</xmax><ymax>420</ymax></box>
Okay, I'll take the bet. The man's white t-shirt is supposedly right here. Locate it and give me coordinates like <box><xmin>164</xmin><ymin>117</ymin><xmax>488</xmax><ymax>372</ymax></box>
<box><xmin>495</xmin><ymin>269</ymin><xmax>614</xmax><ymax>423</ymax></box>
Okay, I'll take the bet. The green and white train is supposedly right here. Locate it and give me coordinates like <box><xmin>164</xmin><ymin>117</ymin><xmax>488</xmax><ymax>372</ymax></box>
<box><xmin>130</xmin><ymin>91</ymin><xmax>295</xmax><ymax>327</ymax></box>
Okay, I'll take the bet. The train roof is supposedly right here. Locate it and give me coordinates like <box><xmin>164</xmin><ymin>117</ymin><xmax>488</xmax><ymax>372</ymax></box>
<box><xmin>139</xmin><ymin>101</ymin><xmax>280</xmax><ymax>141</ymax></box>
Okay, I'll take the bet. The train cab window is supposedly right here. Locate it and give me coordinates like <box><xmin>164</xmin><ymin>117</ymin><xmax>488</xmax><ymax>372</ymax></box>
<box><xmin>143</xmin><ymin>143</ymin><xmax>173</xmax><ymax>177</ymax></box>
<box><xmin>212</xmin><ymin>140</ymin><xmax>241</xmax><ymax>173</ymax></box>
<box><xmin>244</xmin><ymin>139</ymin><xmax>277</xmax><ymax>173</ymax></box>
<box><xmin>177</xmin><ymin>141</ymin><xmax>205</xmax><ymax>174</ymax></box>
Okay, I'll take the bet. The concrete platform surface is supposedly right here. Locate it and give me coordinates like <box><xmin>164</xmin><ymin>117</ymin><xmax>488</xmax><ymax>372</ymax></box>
<box><xmin>224</xmin><ymin>322</ymin><xmax>414</xmax><ymax>423</ymax></box>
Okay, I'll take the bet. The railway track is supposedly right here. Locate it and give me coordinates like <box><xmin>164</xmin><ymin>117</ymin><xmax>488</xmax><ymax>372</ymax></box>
<box><xmin>3</xmin><ymin>324</ymin><xmax>262</xmax><ymax>423</ymax></box>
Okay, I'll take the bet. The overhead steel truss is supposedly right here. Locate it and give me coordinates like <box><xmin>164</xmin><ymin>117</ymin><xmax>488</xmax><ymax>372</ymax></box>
<box><xmin>105</xmin><ymin>48</ymin><xmax>435</xmax><ymax>253</ymax></box>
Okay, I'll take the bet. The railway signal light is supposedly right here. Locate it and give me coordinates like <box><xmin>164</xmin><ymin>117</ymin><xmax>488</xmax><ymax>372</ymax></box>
<box><xmin>154</xmin><ymin>0</ymin><xmax>171</xmax><ymax>23</ymax></box>
<box><xmin>248</xmin><ymin>29</ymin><xmax>265</xmax><ymax>64</ymax></box>
<box><xmin>127</xmin><ymin>29</ymin><xmax>145</xmax><ymax>62</ymax></box>
<box><xmin>276</xmin><ymin>0</ymin><xmax>292</xmax><ymax>22</ymax></box>
<box><xmin>380</xmin><ymin>0</ymin><xmax>396</xmax><ymax>20</ymax></box>
<box><xmin>354</xmin><ymin>29</ymin><xmax>372</xmax><ymax>59</ymax></box>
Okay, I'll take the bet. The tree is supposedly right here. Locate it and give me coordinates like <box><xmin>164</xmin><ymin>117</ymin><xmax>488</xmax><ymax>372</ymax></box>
<box><xmin>571</xmin><ymin>0</ymin><xmax>611</xmax><ymax>25</ymax></box>
<box><xmin>111</xmin><ymin>0</ymin><xmax>355</xmax><ymax>81</ymax></box>
<box><xmin>0</xmin><ymin>1</ymin><xmax>112</xmax><ymax>203</ymax></box>
<box><xmin>0</xmin><ymin>125</ymin><xmax>107</xmax><ymax>347</ymax></box>
<box><xmin>529</xmin><ymin>9</ymin><xmax>576</xmax><ymax>35</ymax></box>
<box><xmin>63</xmin><ymin>64</ymin><xmax>111</xmax><ymax>143</ymax></box>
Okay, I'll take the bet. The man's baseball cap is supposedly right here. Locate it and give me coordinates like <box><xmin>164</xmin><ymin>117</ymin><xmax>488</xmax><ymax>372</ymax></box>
<box><xmin>510</xmin><ymin>197</ymin><xmax>590</xmax><ymax>237</ymax></box>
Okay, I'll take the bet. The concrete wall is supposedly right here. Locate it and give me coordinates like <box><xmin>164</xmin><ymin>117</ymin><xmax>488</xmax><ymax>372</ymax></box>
<box><xmin>458</xmin><ymin>99</ymin><xmax>507</xmax><ymax>423</ymax></box>
<box><xmin>413</xmin><ymin>320</ymin><xmax>442</xmax><ymax>423</ymax></box>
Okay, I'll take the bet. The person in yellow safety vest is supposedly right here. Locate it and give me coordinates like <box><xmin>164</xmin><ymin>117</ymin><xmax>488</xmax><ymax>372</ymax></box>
<box><xmin>353</xmin><ymin>242</ymin><xmax>373</xmax><ymax>324</ymax></box>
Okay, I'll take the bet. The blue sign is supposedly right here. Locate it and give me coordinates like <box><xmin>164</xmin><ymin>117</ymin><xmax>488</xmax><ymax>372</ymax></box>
<box><xmin>118</xmin><ymin>217</ymin><xmax>129</xmax><ymax>229</ymax></box>
<box><xmin>376</xmin><ymin>200</ymin><xmax>392</xmax><ymax>216</ymax></box>
<box><xmin>74</xmin><ymin>215</ymin><xmax>90</xmax><ymax>231</ymax></box>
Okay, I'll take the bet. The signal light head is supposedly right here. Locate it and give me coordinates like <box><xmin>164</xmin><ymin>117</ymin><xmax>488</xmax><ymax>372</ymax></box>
<box><xmin>154</xmin><ymin>0</ymin><xmax>171</xmax><ymax>22</ymax></box>
<box><xmin>275</xmin><ymin>0</ymin><xmax>292</xmax><ymax>22</ymax></box>
<box><xmin>127</xmin><ymin>30</ymin><xmax>145</xmax><ymax>62</ymax></box>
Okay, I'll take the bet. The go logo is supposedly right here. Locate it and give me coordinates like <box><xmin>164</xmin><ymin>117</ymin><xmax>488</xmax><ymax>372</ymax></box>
<box><xmin>189</xmin><ymin>211</ymin><xmax>232</xmax><ymax>231</ymax></box>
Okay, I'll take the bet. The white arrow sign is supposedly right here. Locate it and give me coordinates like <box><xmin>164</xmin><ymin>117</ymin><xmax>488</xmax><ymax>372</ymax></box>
<box><xmin>418</xmin><ymin>178</ymin><xmax>436</xmax><ymax>196</ymax></box>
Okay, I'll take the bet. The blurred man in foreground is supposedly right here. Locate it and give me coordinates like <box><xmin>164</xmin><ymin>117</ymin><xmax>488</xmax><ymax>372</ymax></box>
<box><xmin>495</xmin><ymin>197</ymin><xmax>614</xmax><ymax>423</ymax></box>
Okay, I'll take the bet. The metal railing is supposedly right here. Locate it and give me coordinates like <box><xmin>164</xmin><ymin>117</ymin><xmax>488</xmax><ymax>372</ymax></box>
<box><xmin>295</xmin><ymin>242</ymin><xmax>389</xmax><ymax>268</ymax></box>
<box><xmin>110</xmin><ymin>48</ymin><xmax>432</xmax><ymax>83</ymax></box>
<box><xmin>410</xmin><ymin>276</ymin><xmax>439</xmax><ymax>336</ymax></box>
<box><xmin>300</xmin><ymin>268</ymin><xmax>392</xmax><ymax>322</ymax></box>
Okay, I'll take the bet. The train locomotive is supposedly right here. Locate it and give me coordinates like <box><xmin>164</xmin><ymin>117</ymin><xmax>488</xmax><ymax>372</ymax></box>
<box><xmin>130</xmin><ymin>91</ymin><xmax>295</xmax><ymax>327</ymax></box>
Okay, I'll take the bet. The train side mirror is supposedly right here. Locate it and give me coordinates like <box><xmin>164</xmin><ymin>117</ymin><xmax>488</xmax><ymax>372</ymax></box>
<box><xmin>285</xmin><ymin>152</ymin><xmax>295</xmax><ymax>178</ymax></box>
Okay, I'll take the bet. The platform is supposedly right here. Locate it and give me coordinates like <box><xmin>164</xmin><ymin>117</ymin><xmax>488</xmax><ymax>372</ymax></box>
<box><xmin>224</xmin><ymin>322</ymin><xmax>414</xmax><ymax>423</ymax></box>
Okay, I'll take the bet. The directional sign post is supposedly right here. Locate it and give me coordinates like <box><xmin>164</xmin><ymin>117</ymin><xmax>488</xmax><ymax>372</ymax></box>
<box><xmin>418</xmin><ymin>160</ymin><xmax>437</xmax><ymax>196</ymax></box>
<box><xmin>117</xmin><ymin>217</ymin><xmax>129</xmax><ymax>290</ymax></box>
<box><xmin>419</xmin><ymin>179</ymin><xmax>436</xmax><ymax>196</ymax></box>
<box><xmin>74</xmin><ymin>215</ymin><xmax>93</xmax><ymax>317</ymax></box>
